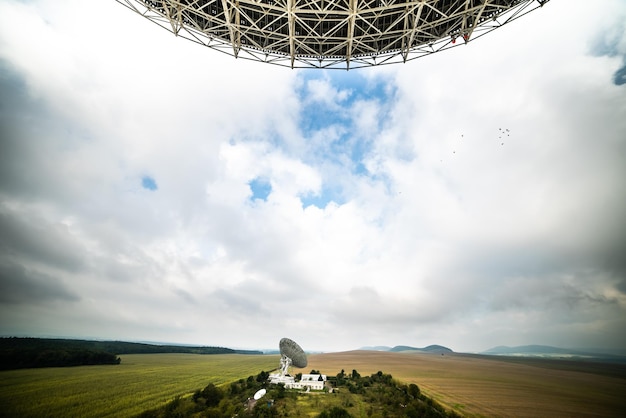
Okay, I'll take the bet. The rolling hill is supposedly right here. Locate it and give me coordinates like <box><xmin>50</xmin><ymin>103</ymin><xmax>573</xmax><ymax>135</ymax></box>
<box><xmin>359</xmin><ymin>344</ymin><xmax>453</xmax><ymax>353</ymax></box>
<box><xmin>481</xmin><ymin>345</ymin><xmax>626</xmax><ymax>362</ymax></box>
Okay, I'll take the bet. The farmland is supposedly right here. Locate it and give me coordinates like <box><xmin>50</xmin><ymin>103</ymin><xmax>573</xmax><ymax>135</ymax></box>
<box><xmin>0</xmin><ymin>353</ymin><xmax>278</xmax><ymax>418</ymax></box>
<box><xmin>308</xmin><ymin>351</ymin><xmax>626</xmax><ymax>417</ymax></box>
<box><xmin>1</xmin><ymin>350</ymin><xmax>625</xmax><ymax>417</ymax></box>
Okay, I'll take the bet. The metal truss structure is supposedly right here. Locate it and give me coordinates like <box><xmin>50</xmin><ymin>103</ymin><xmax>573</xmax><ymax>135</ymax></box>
<box><xmin>116</xmin><ymin>0</ymin><xmax>550</xmax><ymax>69</ymax></box>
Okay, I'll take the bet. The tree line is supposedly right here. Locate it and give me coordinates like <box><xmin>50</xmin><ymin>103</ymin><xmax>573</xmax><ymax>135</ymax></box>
<box><xmin>0</xmin><ymin>337</ymin><xmax>262</xmax><ymax>370</ymax></box>
<box><xmin>0</xmin><ymin>347</ymin><xmax>121</xmax><ymax>370</ymax></box>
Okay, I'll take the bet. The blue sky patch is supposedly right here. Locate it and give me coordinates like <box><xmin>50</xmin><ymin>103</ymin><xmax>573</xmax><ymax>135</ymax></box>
<box><xmin>301</xmin><ymin>194</ymin><xmax>330</xmax><ymax>209</ymax></box>
<box><xmin>300</xmin><ymin>185</ymin><xmax>343</xmax><ymax>209</ymax></box>
<box><xmin>328</xmin><ymin>71</ymin><xmax>394</xmax><ymax>102</ymax></box>
<box><xmin>297</xmin><ymin>72</ymin><xmax>395</xmax><ymax>131</ymax></box>
<box><xmin>141</xmin><ymin>176</ymin><xmax>158</xmax><ymax>191</ymax></box>
<box><xmin>296</xmin><ymin>72</ymin><xmax>395</xmax><ymax>175</ymax></box>
<box><xmin>249</xmin><ymin>177</ymin><xmax>272</xmax><ymax>201</ymax></box>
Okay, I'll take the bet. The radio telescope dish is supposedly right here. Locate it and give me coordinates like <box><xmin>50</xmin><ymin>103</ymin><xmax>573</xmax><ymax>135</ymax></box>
<box><xmin>279</xmin><ymin>337</ymin><xmax>307</xmax><ymax>369</ymax></box>
<box><xmin>268</xmin><ymin>338</ymin><xmax>308</xmax><ymax>386</ymax></box>
<box><xmin>253</xmin><ymin>388</ymin><xmax>266</xmax><ymax>400</ymax></box>
<box><xmin>116</xmin><ymin>0</ymin><xmax>551</xmax><ymax>70</ymax></box>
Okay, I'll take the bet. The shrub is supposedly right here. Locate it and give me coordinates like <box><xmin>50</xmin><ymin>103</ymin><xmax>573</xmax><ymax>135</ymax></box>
<box><xmin>319</xmin><ymin>406</ymin><xmax>352</xmax><ymax>418</ymax></box>
<box><xmin>202</xmin><ymin>383</ymin><xmax>224</xmax><ymax>407</ymax></box>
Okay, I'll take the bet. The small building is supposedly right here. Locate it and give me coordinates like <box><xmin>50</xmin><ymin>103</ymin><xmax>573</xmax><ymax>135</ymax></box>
<box><xmin>268</xmin><ymin>373</ymin><xmax>327</xmax><ymax>390</ymax></box>
<box><xmin>268</xmin><ymin>373</ymin><xmax>295</xmax><ymax>387</ymax></box>
<box><xmin>290</xmin><ymin>374</ymin><xmax>327</xmax><ymax>391</ymax></box>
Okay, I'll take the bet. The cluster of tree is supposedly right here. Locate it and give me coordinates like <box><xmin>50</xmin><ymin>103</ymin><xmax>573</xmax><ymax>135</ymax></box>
<box><xmin>138</xmin><ymin>370</ymin><xmax>280</xmax><ymax>418</ymax></box>
<box><xmin>0</xmin><ymin>337</ymin><xmax>262</xmax><ymax>370</ymax></box>
<box><xmin>328</xmin><ymin>369</ymin><xmax>461</xmax><ymax>418</ymax></box>
<box><xmin>136</xmin><ymin>368</ymin><xmax>461</xmax><ymax>418</ymax></box>
<box><xmin>0</xmin><ymin>347</ymin><xmax>120</xmax><ymax>370</ymax></box>
<box><xmin>318</xmin><ymin>407</ymin><xmax>353</xmax><ymax>418</ymax></box>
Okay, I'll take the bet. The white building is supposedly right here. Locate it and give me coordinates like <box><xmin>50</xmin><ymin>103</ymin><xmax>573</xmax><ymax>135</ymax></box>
<box><xmin>268</xmin><ymin>373</ymin><xmax>327</xmax><ymax>390</ymax></box>
<box><xmin>268</xmin><ymin>373</ymin><xmax>295</xmax><ymax>387</ymax></box>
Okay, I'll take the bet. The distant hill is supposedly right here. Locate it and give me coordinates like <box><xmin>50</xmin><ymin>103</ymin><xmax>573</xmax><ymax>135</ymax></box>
<box><xmin>483</xmin><ymin>345</ymin><xmax>569</xmax><ymax>355</ymax></box>
<box><xmin>390</xmin><ymin>345</ymin><xmax>453</xmax><ymax>353</ymax></box>
<box><xmin>359</xmin><ymin>344</ymin><xmax>453</xmax><ymax>353</ymax></box>
<box><xmin>359</xmin><ymin>346</ymin><xmax>392</xmax><ymax>351</ymax></box>
<box><xmin>1</xmin><ymin>337</ymin><xmax>263</xmax><ymax>355</ymax></box>
<box><xmin>481</xmin><ymin>345</ymin><xmax>625</xmax><ymax>361</ymax></box>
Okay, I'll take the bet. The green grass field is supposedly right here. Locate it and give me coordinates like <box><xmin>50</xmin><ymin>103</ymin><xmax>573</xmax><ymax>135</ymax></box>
<box><xmin>0</xmin><ymin>353</ymin><xmax>278</xmax><ymax>418</ymax></box>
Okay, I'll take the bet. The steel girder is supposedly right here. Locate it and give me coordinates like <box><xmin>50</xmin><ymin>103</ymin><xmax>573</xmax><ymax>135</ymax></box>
<box><xmin>116</xmin><ymin>0</ymin><xmax>550</xmax><ymax>69</ymax></box>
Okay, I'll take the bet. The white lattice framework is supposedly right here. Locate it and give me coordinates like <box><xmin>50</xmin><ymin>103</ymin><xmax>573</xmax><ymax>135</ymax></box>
<box><xmin>116</xmin><ymin>0</ymin><xmax>550</xmax><ymax>69</ymax></box>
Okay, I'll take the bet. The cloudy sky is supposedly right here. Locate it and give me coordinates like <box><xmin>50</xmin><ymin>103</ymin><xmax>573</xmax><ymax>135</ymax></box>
<box><xmin>1</xmin><ymin>0</ymin><xmax>625</xmax><ymax>354</ymax></box>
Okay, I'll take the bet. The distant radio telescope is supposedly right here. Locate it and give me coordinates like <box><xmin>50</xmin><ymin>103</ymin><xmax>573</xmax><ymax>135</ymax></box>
<box><xmin>116</xmin><ymin>0</ymin><xmax>550</xmax><ymax>69</ymax></box>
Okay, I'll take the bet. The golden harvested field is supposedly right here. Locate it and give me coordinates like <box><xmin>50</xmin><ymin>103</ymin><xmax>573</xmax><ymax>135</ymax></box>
<box><xmin>308</xmin><ymin>351</ymin><xmax>626</xmax><ymax>417</ymax></box>
<box><xmin>0</xmin><ymin>353</ymin><xmax>278</xmax><ymax>418</ymax></box>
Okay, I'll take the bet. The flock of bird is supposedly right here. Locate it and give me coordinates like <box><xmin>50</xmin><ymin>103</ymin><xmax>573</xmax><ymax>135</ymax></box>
<box><xmin>444</xmin><ymin>127</ymin><xmax>512</xmax><ymax>162</ymax></box>
<box><xmin>498</xmin><ymin>127</ymin><xmax>511</xmax><ymax>145</ymax></box>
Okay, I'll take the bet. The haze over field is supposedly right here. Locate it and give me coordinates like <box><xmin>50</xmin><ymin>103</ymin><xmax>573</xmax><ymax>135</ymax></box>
<box><xmin>1</xmin><ymin>0</ymin><xmax>625</xmax><ymax>354</ymax></box>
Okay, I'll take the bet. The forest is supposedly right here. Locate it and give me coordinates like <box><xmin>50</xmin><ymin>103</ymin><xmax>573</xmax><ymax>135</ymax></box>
<box><xmin>0</xmin><ymin>337</ymin><xmax>262</xmax><ymax>370</ymax></box>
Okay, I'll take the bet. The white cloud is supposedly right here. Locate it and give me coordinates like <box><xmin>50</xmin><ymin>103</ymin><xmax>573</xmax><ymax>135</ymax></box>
<box><xmin>305</xmin><ymin>77</ymin><xmax>352</xmax><ymax>108</ymax></box>
<box><xmin>1</xmin><ymin>0</ymin><xmax>625</xmax><ymax>353</ymax></box>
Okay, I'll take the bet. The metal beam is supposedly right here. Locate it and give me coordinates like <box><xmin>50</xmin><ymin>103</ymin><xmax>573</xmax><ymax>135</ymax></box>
<box><xmin>465</xmin><ymin>0</ymin><xmax>489</xmax><ymax>41</ymax></box>
<box><xmin>288</xmin><ymin>0</ymin><xmax>297</xmax><ymax>67</ymax></box>
<box><xmin>221</xmin><ymin>0</ymin><xmax>240</xmax><ymax>57</ymax></box>
<box><xmin>402</xmin><ymin>1</ymin><xmax>425</xmax><ymax>62</ymax></box>
<box><xmin>346</xmin><ymin>0</ymin><xmax>357</xmax><ymax>69</ymax></box>
<box><xmin>116</xmin><ymin>0</ymin><xmax>550</xmax><ymax>69</ymax></box>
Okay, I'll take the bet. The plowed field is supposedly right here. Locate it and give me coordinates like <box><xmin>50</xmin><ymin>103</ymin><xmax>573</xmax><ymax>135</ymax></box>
<box><xmin>307</xmin><ymin>350</ymin><xmax>626</xmax><ymax>417</ymax></box>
